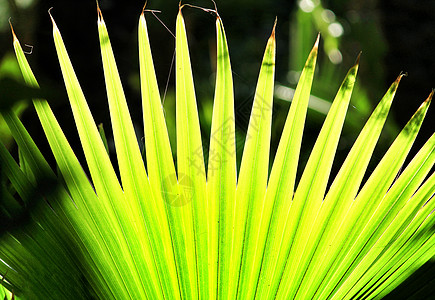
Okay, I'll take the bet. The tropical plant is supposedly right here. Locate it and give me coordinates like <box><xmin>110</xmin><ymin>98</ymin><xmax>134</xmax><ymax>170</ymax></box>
<box><xmin>0</xmin><ymin>3</ymin><xmax>434</xmax><ymax>300</ymax></box>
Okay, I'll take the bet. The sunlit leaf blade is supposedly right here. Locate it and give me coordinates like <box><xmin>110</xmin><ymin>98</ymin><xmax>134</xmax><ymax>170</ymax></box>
<box><xmin>175</xmin><ymin>9</ymin><xmax>206</xmax><ymax>300</ymax></box>
<box><xmin>1</xmin><ymin>6</ymin><xmax>434</xmax><ymax>300</ymax></box>
<box><xmin>376</xmin><ymin>239</ymin><xmax>435</xmax><ymax>299</ymax></box>
<box><xmin>50</xmin><ymin>14</ymin><xmax>150</xmax><ymax>299</ymax></box>
<box><xmin>255</xmin><ymin>35</ymin><xmax>318</xmax><ymax>300</ymax></box>
<box><xmin>353</xmin><ymin>176</ymin><xmax>435</xmax><ymax>300</ymax></box>
<box><xmin>332</xmin><ymin>133</ymin><xmax>435</xmax><ymax>299</ymax></box>
<box><xmin>97</xmin><ymin>9</ymin><xmax>166</xmax><ymax>299</ymax></box>
<box><xmin>295</xmin><ymin>74</ymin><xmax>404</xmax><ymax>299</ymax></box>
<box><xmin>274</xmin><ymin>57</ymin><xmax>359</xmax><ymax>299</ymax></box>
<box><xmin>229</xmin><ymin>20</ymin><xmax>276</xmax><ymax>300</ymax></box>
<box><xmin>313</xmin><ymin>92</ymin><xmax>432</xmax><ymax>300</ymax></box>
<box><xmin>369</xmin><ymin>177</ymin><xmax>435</xmax><ymax>298</ymax></box>
<box><xmin>366</xmin><ymin>173</ymin><xmax>435</xmax><ymax>299</ymax></box>
<box><xmin>208</xmin><ymin>16</ymin><xmax>236</xmax><ymax>300</ymax></box>
<box><xmin>9</xmin><ymin>28</ymin><xmax>128</xmax><ymax>299</ymax></box>
<box><xmin>0</xmin><ymin>283</ymin><xmax>16</xmax><ymax>300</ymax></box>
<box><xmin>138</xmin><ymin>12</ymin><xmax>182</xmax><ymax>300</ymax></box>
<box><xmin>329</xmin><ymin>127</ymin><xmax>435</xmax><ymax>299</ymax></box>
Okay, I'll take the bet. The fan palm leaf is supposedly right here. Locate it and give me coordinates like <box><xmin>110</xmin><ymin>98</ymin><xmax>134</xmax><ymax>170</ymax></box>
<box><xmin>0</xmin><ymin>4</ymin><xmax>433</xmax><ymax>300</ymax></box>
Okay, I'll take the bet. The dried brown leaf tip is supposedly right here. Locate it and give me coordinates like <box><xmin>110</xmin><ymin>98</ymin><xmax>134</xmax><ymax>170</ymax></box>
<box><xmin>48</xmin><ymin>7</ymin><xmax>54</xmax><ymax>23</ymax></box>
<box><xmin>96</xmin><ymin>0</ymin><xmax>104</xmax><ymax>22</ymax></box>
<box><xmin>425</xmin><ymin>89</ymin><xmax>434</xmax><ymax>104</ymax></box>
<box><xmin>354</xmin><ymin>51</ymin><xmax>362</xmax><ymax>66</ymax></box>
<box><xmin>9</xmin><ymin>18</ymin><xmax>18</xmax><ymax>41</ymax></box>
<box><xmin>396</xmin><ymin>72</ymin><xmax>407</xmax><ymax>84</ymax></box>
<box><xmin>48</xmin><ymin>7</ymin><xmax>60</xmax><ymax>33</ymax></box>
<box><xmin>270</xmin><ymin>17</ymin><xmax>277</xmax><ymax>39</ymax></box>
<box><xmin>399</xmin><ymin>71</ymin><xmax>408</xmax><ymax>77</ymax></box>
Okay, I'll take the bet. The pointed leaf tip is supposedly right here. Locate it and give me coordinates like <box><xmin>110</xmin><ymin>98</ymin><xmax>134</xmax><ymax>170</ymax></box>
<box><xmin>142</xmin><ymin>0</ymin><xmax>148</xmax><ymax>14</ymax></box>
<box><xmin>271</xmin><ymin>17</ymin><xmax>277</xmax><ymax>38</ymax></box>
<box><xmin>314</xmin><ymin>33</ymin><xmax>320</xmax><ymax>49</ymax></box>
<box><xmin>354</xmin><ymin>51</ymin><xmax>362</xmax><ymax>66</ymax></box>
<box><xmin>415</xmin><ymin>89</ymin><xmax>434</xmax><ymax>111</ymax></box>
<box><xmin>8</xmin><ymin>18</ymin><xmax>17</xmax><ymax>41</ymax></box>
<box><xmin>395</xmin><ymin>72</ymin><xmax>406</xmax><ymax>84</ymax></box>
<box><xmin>96</xmin><ymin>2</ymin><xmax>103</xmax><ymax>22</ymax></box>
<box><xmin>426</xmin><ymin>89</ymin><xmax>434</xmax><ymax>104</ymax></box>
<box><xmin>48</xmin><ymin>7</ymin><xmax>54</xmax><ymax>22</ymax></box>
<box><xmin>48</xmin><ymin>7</ymin><xmax>59</xmax><ymax>30</ymax></box>
<box><xmin>95</xmin><ymin>0</ymin><xmax>105</xmax><ymax>22</ymax></box>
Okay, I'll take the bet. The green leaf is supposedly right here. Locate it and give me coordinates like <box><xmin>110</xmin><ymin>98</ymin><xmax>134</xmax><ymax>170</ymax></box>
<box><xmin>1</xmin><ymin>6</ymin><xmax>433</xmax><ymax>300</ymax></box>
<box><xmin>344</xmin><ymin>157</ymin><xmax>435</xmax><ymax>299</ymax></box>
<box><xmin>255</xmin><ymin>34</ymin><xmax>319</xmax><ymax>300</ymax></box>
<box><xmin>51</xmin><ymin>13</ymin><xmax>154</xmax><ymax>299</ymax></box>
<box><xmin>295</xmin><ymin>74</ymin><xmax>404</xmax><ymax>299</ymax></box>
<box><xmin>275</xmin><ymin>55</ymin><xmax>359</xmax><ymax>300</ymax></box>
<box><xmin>330</xmin><ymin>129</ymin><xmax>435</xmax><ymax>299</ymax></box>
<box><xmin>138</xmin><ymin>11</ymin><xmax>182</xmax><ymax>300</ymax></box>
<box><xmin>208</xmin><ymin>16</ymin><xmax>237</xmax><ymax>300</ymax></box>
<box><xmin>10</xmin><ymin>27</ymin><xmax>129</xmax><ymax>299</ymax></box>
<box><xmin>167</xmin><ymin>8</ymin><xmax>211</xmax><ymax>300</ymax></box>
<box><xmin>313</xmin><ymin>91</ymin><xmax>432</xmax><ymax>300</ymax></box>
<box><xmin>0</xmin><ymin>113</ymin><xmax>105</xmax><ymax>299</ymax></box>
<box><xmin>97</xmin><ymin>9</ymin><xmax>166</xmax><ymax>298</ymax></box>
<box><xmin>229</xmin><ymin>20</ymin><xmax>276</xmax><ymax>300</ymax></box>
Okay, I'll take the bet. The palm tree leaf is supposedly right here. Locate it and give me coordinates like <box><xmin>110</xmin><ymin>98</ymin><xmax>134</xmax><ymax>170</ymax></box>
<box><xmin>230</xmin><ymin>20</ymin><xmax>276</xmax><ymax>300</ymax></box>
<box><xmin>0</xmin><ymin>111</ymin><xmax>107</xmax><ymax>299</ymax></box>
<box><xmin>10</xmin><ymin>27</ymin><xmax>142</xmax><ymax>299</ymax></box>
<box><xmin>313</xmin><ymin>92</ymin><xmax>432</xmax><ymax>300</ymax></box>
<box><xmin>0</xmin><ymin>140</ymin><xmax>80</xmax><ymax>299</ymax></box>
<box><xmin>50</xmin><ymin>13</ymin><xmax>152</xmax><ymax>299</ymax></box>
<box><xmin>255</xmin><ymin>35</ymin><xmax>319</xmax><ymax>300</ymax></box>
<box><xmin>207</xmin><ymin>16</ymin><xmax>237</xmax><ymax>300</ymax></box>
<box><xmin>355</xmin><ymin>172</ymin><xmax>435</xmax><ymax>299</ymax></box>
<box><xmin>0</xmin><ymin>282</ymin><xmax>17</xmax><ymax>300</ymax></box>
<box><xmin>97</xmin><ymin>8</ymin><xmax>165</xmax><ymax>298</ymax></box>
<box><xmin>371</xmin><ymin>179</ymin><xmax>435</xmax><ymax>298</ymax></box>
<box><xmin>273</xmin><ymin>56</ymin><xmax>359</xmax><ymax>300</ymax></box>
<box><xmin>174</xmin><ymin>8</ymin><xmax>208</xmax><ymax>300</ymax></box>
<box><xmin>138</xmin><ymin>11</ymin><xmax>182</xmax><ymax>300</ymax></box>
<box><xmin>294</xmin><ymin>74</ymin><xmax>404</xmax><ymax>299</ymax></box>
<box><xmin>1</xmin><ymin>5</ymin><xmax>433</xmax><ymax>300</ymax></box>
<box><xmin>331</xmin><ymin>132</ymin><xmax>435</xmax><ymax>299</ymax></box>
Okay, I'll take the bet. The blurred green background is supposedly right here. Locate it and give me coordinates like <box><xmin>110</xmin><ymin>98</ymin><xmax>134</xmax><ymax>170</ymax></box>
<box><xmin>0</xmin><ymin>0</ymin><xmax>434</xmax><ymax>297</ymax></box>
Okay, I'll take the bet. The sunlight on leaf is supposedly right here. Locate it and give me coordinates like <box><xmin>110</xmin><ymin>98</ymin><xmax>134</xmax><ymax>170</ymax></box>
<box><xmin>0</xmin><ymin>4</ymin><xmax>433</xmax><ymax>300</ymax></box>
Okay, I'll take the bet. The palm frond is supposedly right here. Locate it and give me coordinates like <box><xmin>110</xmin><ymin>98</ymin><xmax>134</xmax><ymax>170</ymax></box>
<box><xmin>0</xmin><ymin>5</ymin><xmax>433</xmax><ymax>300</ymax></box>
